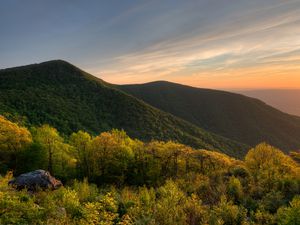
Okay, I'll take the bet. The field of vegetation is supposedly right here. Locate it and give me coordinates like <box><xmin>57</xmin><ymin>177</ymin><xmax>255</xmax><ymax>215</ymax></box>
<box><xmin>1</xmin><ymin>115</ymin><xmax>300</xmax><ymax>224</ymax></box>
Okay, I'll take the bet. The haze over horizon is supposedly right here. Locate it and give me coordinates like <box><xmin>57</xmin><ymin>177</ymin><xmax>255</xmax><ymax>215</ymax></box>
<box><xmin>1</xmin><ymin>0</ymin><xmax>300</xmax><ymax>89</ymax></box>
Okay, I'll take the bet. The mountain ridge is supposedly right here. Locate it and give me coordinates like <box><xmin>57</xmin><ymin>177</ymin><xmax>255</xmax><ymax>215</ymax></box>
<box><xmin>239</xmin><ymin>89</ymin><xmax>300</xmax><ymax>117</ymax></box>
<box><xmin>0</xmin><ymin>60</ymin><xmax>247</xmax><ymax>157</ymax></box>
<box><xmin>118</xmin><ymin>80</ymin><xmax>300</xmax><ymax>152</ymax></box>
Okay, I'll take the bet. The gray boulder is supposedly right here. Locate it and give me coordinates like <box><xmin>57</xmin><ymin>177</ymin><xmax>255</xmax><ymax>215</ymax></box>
<box><xmin>9</xmin><ymin>170</ymin><xmax>62</xmax><ymax>191</ymax></box>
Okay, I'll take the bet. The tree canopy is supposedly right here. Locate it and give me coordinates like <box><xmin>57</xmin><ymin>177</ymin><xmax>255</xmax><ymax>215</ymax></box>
<box><xmin>0</xmin><ymin>115</ymin><xmax>300</xmax><ymax>224</ymax></box>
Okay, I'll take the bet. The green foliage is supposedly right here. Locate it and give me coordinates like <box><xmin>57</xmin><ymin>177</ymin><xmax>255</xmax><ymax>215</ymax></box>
<box><xmin>0</xmin><ymin>115</ymin><xmax>32</xmax><ymax>172</ymax></box>
<box><xmin>210</xmin><ymin>196</ymin><xmax>247</xmax><ymax>225</ymax></box>
<box><xmin>227</xmin><ymin>177</ymin><xmax>243</xmax><ymax>204</ymax></box>
<box><xmin>0</xmin><ymin>190</ymin><xmax>44</xmax><ymax>224</ymax></box>
<box><xmin>72</xmin><ymin>178</ymin><xmax>99</xmax><ymax>202</ymax></box>
<box><xmin>88</xmin><ymin>130</ymin><xmax>134</xmax><ymax>184</ymax></box>
<box><xmin>252</xmin><ymin>209</ymin><xmax>275</xmax><ymax>225</ymax></box>
<box><xmin>0</xmin><ymin>172</ymin><xmax>43</xmax><ymax>224</ymax></box>
<box><xmin>277</xmin><ymin>196</ymin><xmax>300</xmax><ymax>225</ymax></box>
<box><xmin>16</xmin><ymin>142</ymin><xmax>47</xmax><ymax>174</ymax></box>
<box><xmin>183</xmin><ymin>194</ymin><xmax>209</xmax><ymax>225</ymax></box>
<box><xmin>32</xmin><ymin>124</ymin><xmax>76</xmax><ymax>179</ymax></box>
<box><xmin>245</xmin><ymin>143</ymin><xmax>299</xmax><ymax>194</ymax></box>
<box><xmin>60</xmin><ymin>188</ymin><xmax>82</xmax><ymax>217</ymax></box>
<box><xmin>0</xmin><ymin>115</ymin><xmax>300</xmax><ymax>224</ymax></box>
<box><xmin>69</xmin><ymin>131</ymin><xmax>92</xmax><ymax>178</ymax></box>
<box><xmin>80</xmin><ymin>192</ymin><xmax>119</xmax><ymax>225</ymax></box>
<box><xmin>155</xmin><ymin>180</ymin><xmax>187</xmax><ymax>225</ymax></box>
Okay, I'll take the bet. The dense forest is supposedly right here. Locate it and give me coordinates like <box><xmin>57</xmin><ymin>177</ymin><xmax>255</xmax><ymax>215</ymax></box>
<box><xmin>1</xmin><ymin>115</ymin><xmax>300</xmax><ymax>224</ymax></box>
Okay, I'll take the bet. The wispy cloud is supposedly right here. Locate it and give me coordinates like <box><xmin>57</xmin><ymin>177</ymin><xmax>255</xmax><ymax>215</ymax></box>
<box><xmin>89</xmin><ymin>0</ymin><xmax>300</xmax><ymax>88</ymax></box>
<box><xmin>1</xmin><ymin>0</ymin><xmax>299</xmax><ymax>88</ymax></box>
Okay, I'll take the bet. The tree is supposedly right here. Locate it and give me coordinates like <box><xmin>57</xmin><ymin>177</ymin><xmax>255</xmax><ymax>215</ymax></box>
<box><xmin>89</xmin><ymin>130</ymin><xmax>134</xmax><ymax>184</ymax></box>
<box><xmin>145</xmin><ymin>141</ymin><xmax>187</xmax><ymax>181</ymax></box>
<box><xmin>34</xmin><ymin>125</ymin><xmax>63</xmax><ymax>174</ymax></box>
<box><xmin>277</xmin><ymin>196</ymin><xmax>300</xmax><ymax>225</ymax></box>
<box><xmin>69</xmin><ymin>131</ymin><xmax>92</xmax><ymax>178</ymax></box>
<box><xmin>0</xmin><ymin>115</ymin><xmax>32</xmax><ymax>171</ymax></box>
<box><xmin>227</xmin><ymin>176</ymin><xmax>243</xmax><ymax>204</ymax></box>
<box><xmin>183</xmin><ymin>194</ymin><xmax>209</xmax><ymax>225</ymax></box>
<box><xmin>245</xmin><ymin>143</ymin><xmax>299</xmax><ymax>192</ymax></box>
<box><xmin>210</xmin><ymin>196</ymin><xmax>247</xmax><ymax>225</ymax></box>
<box><xmin>155</xmin><ymin>180</ymin><xmax>187</xmax><ymax>225</ymax></box>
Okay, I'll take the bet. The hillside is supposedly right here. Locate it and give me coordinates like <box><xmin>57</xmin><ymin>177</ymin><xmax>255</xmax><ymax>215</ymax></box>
<box><xmin>0</xmin><ymin>60</ymin><xmax>246</xmax><ymax>157</ymax></box>
<box><xmin>118</xmin><ymin>81</ymin><xmax>300</xmax><ymax>152</ymax></box>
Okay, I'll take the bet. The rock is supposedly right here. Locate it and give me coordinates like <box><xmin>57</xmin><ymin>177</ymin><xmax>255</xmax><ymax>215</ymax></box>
<box><xmin>9</xmin><ymin>170</ymin><xmax>62</xmax><ymax>191</ymax></box>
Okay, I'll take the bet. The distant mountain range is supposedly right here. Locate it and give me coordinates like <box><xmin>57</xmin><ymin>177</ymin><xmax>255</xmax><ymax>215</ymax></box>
<box><xmin>1</xmin><ymin>60</ymin><xmax>300</xmax><ymax>157</ymax></box>
<box><xmin>0</xmin><ymin>60</ymin><xmax>245</xmax><ymax>157</ymax></box>
<box><xmin>237</xmin><ymin>89</ymin><xmax>300</xmax><ymax>117</ymax></box>
<box><xmin>118</xmin><ymin>81</ymin><xmax>300</xmax><ymax>152</ymax></box>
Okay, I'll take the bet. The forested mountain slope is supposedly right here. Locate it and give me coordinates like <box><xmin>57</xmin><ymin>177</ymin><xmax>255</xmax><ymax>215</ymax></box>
<box><xmin>119</xmin><ymin>81</ymin><xmax>300</xmax><ymax>152</ymax></box>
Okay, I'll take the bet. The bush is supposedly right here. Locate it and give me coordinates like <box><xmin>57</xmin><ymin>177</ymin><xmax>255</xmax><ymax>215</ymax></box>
<box><xmin>277</xmin><ymin>196</ymin><xmax>300</xmax><ymax>225</ymax></box>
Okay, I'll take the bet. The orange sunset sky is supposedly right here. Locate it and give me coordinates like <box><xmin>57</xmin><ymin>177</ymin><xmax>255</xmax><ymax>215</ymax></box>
<box><xmin>1</xmin><ymin>0</ymin><xmax>300</xmax><ymax>89</ymax></box>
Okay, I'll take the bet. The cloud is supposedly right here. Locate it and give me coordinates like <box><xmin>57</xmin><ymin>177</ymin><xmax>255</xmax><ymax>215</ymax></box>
<box><xmin>87</xmin><ymin>0</ymin><xmax>300</xmax><ymax>88</ymax></box>
<box><xmin>1</xmin><ymin>0</ymin><xmax>299</xmax><ymax>88</ymax></box>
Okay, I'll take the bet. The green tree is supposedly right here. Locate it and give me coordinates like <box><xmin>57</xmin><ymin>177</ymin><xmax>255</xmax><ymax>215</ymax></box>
<box><xmin>155</xmin><ymin>180</ymin><xmax>187</xmax><ymax>225</ymax></box>
<box><xmin>0</xmin><ymin>115</ymin><xmax>32</xmax><ymax>172</ymax></box>
<box><xmin>245</xmin><ymin>143</ymin><xmax>299</xmax><ymax>192</ymax></box>
<box><xmin>69</xmin><ymin>131</ymin><xmax>92</xmax><ymax>178</ymax></box>
<box><xmin>227</xmin><ymin>176</ymin><xmax>243</xmax><ymax>204</ymax></box>
<box><xmin>34</xmin><ymin>125</ymin><xmax>62</xmax><ymax>174</ymax></box>
<box><xmin>210</xmin><ymin>196</ymin><xmax>247</xmax><ymax>225</ymax></box>
<box><xmin>34</xmin><ymin>125</ymin><xmax>75</xmax><ymax>177</ymax></box>
<box><xmin>89</xmin><ymin>130</ymin><xmax>134</xmax><ymax>184</ymax></box>
<box><xmin>183</xmin><ymin>194</ymin><xmax>209</xmax><ymax>225</ymax></box>
<box><xmin>277</xmin><ymin>196</ymin><xmax>300</xmax><ymax>225</ymax></box>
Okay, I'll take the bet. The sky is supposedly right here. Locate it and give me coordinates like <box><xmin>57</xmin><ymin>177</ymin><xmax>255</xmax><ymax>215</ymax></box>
<box><xmin>0</xmin><ymin>0</ymin><xmax>300</xmax><ymax>89</ymax></box>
